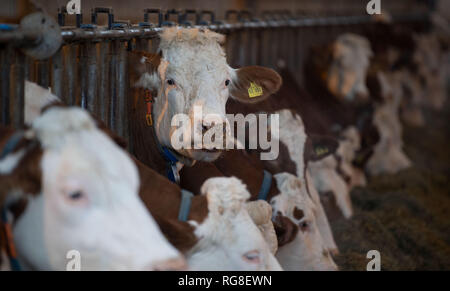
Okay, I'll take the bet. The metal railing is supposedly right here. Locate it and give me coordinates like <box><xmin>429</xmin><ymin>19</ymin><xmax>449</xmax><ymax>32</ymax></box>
<box><xmin>0</xmin><ymin>8</ymin><xmax>431</xmax><ymax>147</ymax></box>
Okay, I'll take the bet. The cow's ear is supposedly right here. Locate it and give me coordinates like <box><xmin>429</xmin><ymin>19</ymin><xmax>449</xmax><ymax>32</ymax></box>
<box><xmin>272</xmin><ymin>214</ymin><xmax>299</xmax><ymax>247</ymax></box>
<box><xmin>229</xmin><ymin>66</ymin><xmax>282</xmax><ymax>103</ymax></box>
<box><xmin>128</xmin><ymin>51</ymin><xmax>162</xmax><ymax>89</ymax></box>
<box><xmin>304</xmin><ymin>135</ymin><xmax>339</xmax><ymax>162</ymax></box>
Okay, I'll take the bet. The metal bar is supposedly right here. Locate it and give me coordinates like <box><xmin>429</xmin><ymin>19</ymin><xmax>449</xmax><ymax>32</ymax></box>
<box><xmin>0</xmin><ymin>45</ymin><xmax>12</xmax><ymax>125</ymax></box>
<box><xmin>51</xmin><ymin>48</ymin><xmax>63</xmax><ymax>98</ymax></box>
<box><xmin>9</xmin><ymin>51</ymin><xmax>25</xmax><ymax>127</ymax></box>
<box><xmin>36</xmin><ymin>60</ymin><xmax>49</xmax><ymax>88</ymax></box>
<box><xmin>86</xmin><ymin>42</ymin><xmax>98</xmax><ymax>112</ymax></box>
<box><xmin>0</xmin><ymin>13</ymin><xmax>429</xmax><ymax>45</ymax></box>
<box><xmin>98</xmin><ymin>41</ymin><xmax>110</xmax><ymax>122</ymax></box>
<box><xmin>116</xmin><ymin>41</ymin><xmax>128</xmax><ymax>141</ymax></box>
<box><xmin>108</xmin><ymin>40</ymin><xmax>118</xmax><ymax>130</ymax></box>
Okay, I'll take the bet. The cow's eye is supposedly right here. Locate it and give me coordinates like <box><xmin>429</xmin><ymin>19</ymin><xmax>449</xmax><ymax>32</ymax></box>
<box><xmin>300</xmin><ymin>221</ymin><xmax>310</xmax><ymax>232</ymax></box>
<box><xmin>167</xmin><ymin>79</ymin><xmax>175</xmax><ymax>86</ymax></box>
<box><xmin>242</xmin><ymin>250</ymin><xmax>261</xmax><ymax>264</ymax></box>
<box><xmin>225</xmin><ymin>79</ymin><xmax>230</xmax><ymax>86</ymax></box>
<box><xmin>68</xmin><ymin>191</ymin><xmax>84</xmax><ymax>200</ymax></box>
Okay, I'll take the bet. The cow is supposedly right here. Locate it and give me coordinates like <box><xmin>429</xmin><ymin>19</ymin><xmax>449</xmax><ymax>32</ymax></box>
<box><xmin>22</xmin><ymin>81</ymin><xmax>283</xmax><ymax>271</ymax></box>
<box><xmin>127</xmin><ymin>27</ymin><xmax>282</xmax><ymax>182</ymax></box>
<box><xmin>365</xmin><ymin>71</ymin><xmax>412</xmax><ymax>175</ymax></box>
<box><xmin>0</xmin><ymin>106</ymin><xmax>185</xmax><ymax>271</ymax></box>
<box><xmin>179</xmin><ymin>111</ymin><xmax>339</xmax><ymax>270</ymax></box>
<box><xmin>135</xmin><ymin>157</ymin><xmax>283</xmax><ymax>271</ymax></box>
<box><xmin>226</xmin><ymin>67</ymin><xmax>357</xmax><ymax>220</ymax></box>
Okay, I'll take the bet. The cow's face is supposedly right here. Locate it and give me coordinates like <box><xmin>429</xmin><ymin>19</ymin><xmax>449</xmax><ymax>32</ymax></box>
<box><xmin>187</xmin><ymin>177</ymin><xmax>282</xmax><ymax>271</ymax></box>
<box><xmin>130</xmin><ymin>28</ymin><xmax>281</xmax><ymax>162</ymax></box>
<box><xmin>271</xmin><ymin>110</ymin><xmax>339</xmax><ymax>253</ymax></box>
<box><xmin>11</xmin><ymin>107</ymin><xmax>184</xmax><ymax>270</ymax></box>
<box><xmin>271</xmin><ymin>173</ymin><xmax>338</xmax><ymax>271</ymax></box>
<box><xmin>327</xmin><ymin>34</ymin><xmax>373</xmax><ymax>102</ymax></box>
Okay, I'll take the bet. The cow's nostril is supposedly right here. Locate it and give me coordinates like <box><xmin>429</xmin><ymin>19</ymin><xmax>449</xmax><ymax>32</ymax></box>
<box><xmin>150</xmin><ymin>257</ymin><xmax>188</xmax><ymax>271</ymax></box>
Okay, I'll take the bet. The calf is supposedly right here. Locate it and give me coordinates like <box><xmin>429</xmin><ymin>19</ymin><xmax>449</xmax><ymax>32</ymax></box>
<box><xmin>366</xmin><ymin>71</ymin><xmax>412</xmax><ymax>175</ymax></box>
<box><xmin>226</xmin><ymin>68</ymin><xmax>356</xmax><ymax>220</ymax></box>
<box><xmin>135</xmin><ymin>158</ymin><xmax>283</xmax><ymax>271</ymax></box>
<box><xmin>180</xmin><ymin>126</ymin><xmax>339</xmax><ymax>270</ymax></box>
<box><xmin>0</xmin><ymin>107</ymin><xmax>184</xmax><ymax>271</ymax></box>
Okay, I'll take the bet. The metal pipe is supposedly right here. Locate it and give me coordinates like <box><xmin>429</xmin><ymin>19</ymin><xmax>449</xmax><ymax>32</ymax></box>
<box><xmin>0</xmin><ymin>45</ymin><xmax>12</xmax><ymax>125</ymax></box>
<box><xmin>9</xmin><ymin>51</ymin><xmax>25</xmax><ymax>127</ymax></box>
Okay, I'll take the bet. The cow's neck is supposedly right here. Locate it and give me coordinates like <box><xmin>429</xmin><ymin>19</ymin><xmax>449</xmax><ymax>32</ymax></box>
<box><xmin>135</xmin><ymin>158</ymin><xmax>208</xmax><ymax>223</ymax></box>
<box><xmin>129</xmin><ymin>88</ymin><xmax>194</xmax><ymax>181</ymax></box>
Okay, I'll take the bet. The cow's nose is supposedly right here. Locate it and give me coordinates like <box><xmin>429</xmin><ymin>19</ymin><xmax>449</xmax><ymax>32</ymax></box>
<box><xmin>149</xmin><ymin>257</ymin><xmax>188</xmax><ymax>271</ymax></box>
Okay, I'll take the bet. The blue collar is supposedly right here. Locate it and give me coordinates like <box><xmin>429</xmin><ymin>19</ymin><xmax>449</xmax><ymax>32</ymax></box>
<box><xmin>258</xmin><ymin>170</ymin><xmax>273</xmax><ymax>201</ymax></box>
<box><xmin>0</xmin><ymin>131</ymin><xmax>25</xmax><ymax>160</ymax></box>
<box><xmin>178</xmin><ymin>190</ymin><xmax>194</xmax><ymax>222</ymax></box>
<box><xmin>150</xmin><ymin>122</ymin><xmax>180</xmax><ymax>183</ymax></box>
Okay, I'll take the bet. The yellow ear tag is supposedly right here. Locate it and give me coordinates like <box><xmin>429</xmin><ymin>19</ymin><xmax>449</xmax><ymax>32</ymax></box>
<box><xmin>248</xmin><ymin>82</ymin><xmax>263</xmax><ymax>98</ymax></box>
<box><xmin>315</xmin><ymin>147</ymin><xmax>328</xmax><ymax>156</ymax></box>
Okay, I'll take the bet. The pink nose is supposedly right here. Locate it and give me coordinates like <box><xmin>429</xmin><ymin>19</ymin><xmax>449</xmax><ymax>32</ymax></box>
<box><xmin>148</xmin><ymin>257</ymin><xmax>188</xmax><ymax>271</ymax></box>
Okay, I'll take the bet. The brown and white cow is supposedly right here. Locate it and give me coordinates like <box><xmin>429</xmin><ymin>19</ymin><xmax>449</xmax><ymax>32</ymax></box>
<box><xmin>127</xmin><ymin>27</ymin><xmax>282</xmax><ymax>179</ymax></box>
<box><xmin>0</xmin><ymin>106</ymin><xmax>185</xmax><ymax>271</ymax></box>
<box><xmin>179</xmin><ymin>122</ymin><xmax>339</xmax><ymax>270</ymax></box>
<box><xmin>23</xmin><ymin>81</ymin><xmax>282</xmax><ymax>271</ymax></box>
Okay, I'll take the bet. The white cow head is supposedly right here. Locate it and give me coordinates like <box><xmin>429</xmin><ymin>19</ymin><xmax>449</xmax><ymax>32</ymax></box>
<box><xmin>187</xmin><ymin>177</ymin><xmax>282</xmax><ymax>271</ymax></box>
<box><xmin>2</xmin><ymin>107</ymin><xmax>184</xmax><ymax>270</ymax></box>
<box><xmin>327</xmin><ymin>33</ymin><xmax>373</xmax><ymax>102</ymax></box>
<box><xmin>271</xmin><ymin>173</ymin><xmax>338</xmax><ymax>271</ymax></box>
<box><xmin>130</xmin><ymin>27</ymin><xmax>282</xmax><ymax>162</ymax></box>
<box><xmin>366</xmin><ymin>72</ymin><xmax>412</xmax><ymax>175</ymax></box>
<box><xmin>271</xmin><ymin>110</ymin><xmax>339</xmax><ymax>253</ymax></box>
<box><xmin>336</xmin><ymin>126</ymin><xmax>367</xmax><ymax>188</ymax></box>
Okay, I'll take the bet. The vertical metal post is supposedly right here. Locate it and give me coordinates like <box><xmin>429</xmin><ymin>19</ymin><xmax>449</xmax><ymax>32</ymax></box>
<box><xmin>0</xmin><ymin>45</ymin><xmax>12</xmax><ymax>125</ymax></box>
<box><xmin>36</xmin><ymin>60</ymin><xmax>49</xmax><ymax>88</ymax></box>
<box><xmin>86</xmin><ymin>42</ymin><xmax>98</xmax><ymax>113</ymax></box>
<box><xmin>98</xmin><ymin>41</ymin><xmax>110</xmax><ymax>123</ymax></box>
<box><xmin>51</xmin><ymin>48</ymin><xmax>63</xmax><ymax>98</ymax></box>
<box><xmin>116</xmin><ymin>41</ymin><xmax>129</xmax><ymax>142</ymax></box>
<box><xmin>9</xmin><ymin>51</ymin><xmax>25</xmax><ymax>127</ymax></box>
<box><xmin>109</xmin><ymin>40</ymin><xmax>119</xmax><ymax>131</ymax></box>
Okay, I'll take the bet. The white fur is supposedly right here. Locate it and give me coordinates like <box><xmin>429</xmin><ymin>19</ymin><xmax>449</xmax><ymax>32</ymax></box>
<box><xmin>273</xmin><ymin>110</ymin><xmax>338</xmax><ymax>252</ymax></box>
<box><xmin>24</xmin><ymin>80</ymin><xmax>59</xmax><ymax>125</ymax></box>
<box><xmin>337</xmin><ymin>126</ymin><xmax>367</xmax><ymax>188</ymax></box>
<box><xmin>187</xmin><ymin>177</ymin><xmax>282</xmax><ymax>271</ymax></box>
<box><xmin>136</xmin><ymin>28</ymin><xmax>239</xmax><ymax>162</ymax></box>
<box><xmin>0</xmin><ymin>148</ymin><xmax>27</xmax><ymax>174</ymax></box>
<box><xmin>366</xmin><ymin>72</ymin><xmax>412</xmax><ymax>175</ymax></box>
<box><xmin>328</xmin><ymin>34</ymin><xmax>373</xmax><ymax>101</ymax></box>
<box><xmin>271</xmin><ymin>173</ymin><xmax>338</xmax><ymax>271</ymax></box>
<box><xmin>308</xmin><ymin>156</ymin><xmax>353</xmax><ymax>219</ymax></box>
<box><xmin>12</xmin><ymin>107</ymin><xmax>183</xmax><ymax>270</ymax></box>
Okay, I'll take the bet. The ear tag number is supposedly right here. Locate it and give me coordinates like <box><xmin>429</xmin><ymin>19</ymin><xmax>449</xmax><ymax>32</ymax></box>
<box><xmin>248</xmin><ymin>82</ymin><xmax>263</xmax><ymax>98</ymax></box>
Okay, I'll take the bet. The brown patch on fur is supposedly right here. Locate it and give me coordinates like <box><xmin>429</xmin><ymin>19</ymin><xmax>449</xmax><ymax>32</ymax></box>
<box><xmin>153</xmin><ymin>215</ymin><xmax>198</xmax><ymax>253</ymax></box>
<box><xmin>230</xmin><ymin>66</ymin><xmax>282</xmax><ymax>103</ymax></box>
<box><xmin>0</xmin><ymin>143</ymin><xmax>43</xmax><ymax>200</ymax></box>
<box><xmin>293</xmin><ymin>207</ymin><xmax>305</xmax><ymax>220</ymax></box>
<box><xmin>273</xmin><ymin>214</ymin><xmax>299</xmax><ymax>247</ymax></box>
